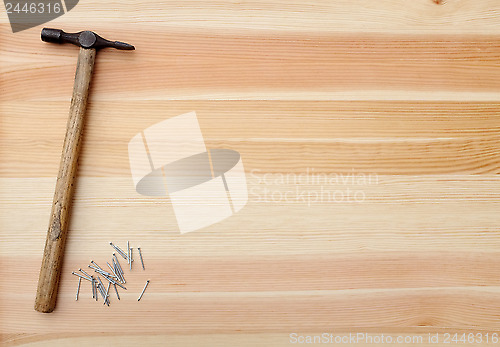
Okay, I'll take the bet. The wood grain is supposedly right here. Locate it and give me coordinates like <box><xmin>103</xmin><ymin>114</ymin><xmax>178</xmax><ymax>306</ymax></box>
<box><xmin>1</xmin><ymin>101</ymin><xmax>500</xmax><ymax>176</ymax></box>
<box><xmin>1</xmin><ymin>0</ymin><xmax>500</xmax><ymax>345</ymax></box>
<box><xmin>3</xmin><ymin>30</ymin><xmax>500</xmax><ymax>102</ymax></box>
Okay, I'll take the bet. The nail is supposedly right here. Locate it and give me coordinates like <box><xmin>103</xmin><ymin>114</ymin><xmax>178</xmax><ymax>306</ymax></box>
<box><xmin>113</xmin><ymin>278</ymin><xmax>127</xmax><ymax>290</ymax></box>
<box><xmin>96</xmin><ymin>280</ymin><xmax>107</xmax><ymax>302</ymax></box>
<box><xmin>96</xmin><ymin>276</ymin><xmax>105</xmax><ymax>290</ymax></box>
<box><xmin>105</xmin><ymin>282</ymin><xmax>111</xmax><ymax>306</ymax></box>
<box><xmin>112</xmin><ymin>253</ymin><xmax>120</xmax><ymax>270</ymax></box>
<box><xmin>97</xmin><ymin>284</ymin><xmax>106</xmax><ymax>303</ymax></box>
<box><xmin>110</xmin><ymin>242</ymin><xmax>128</xmax><ymax>260</ymax></box>
<box><xmin>113</xmin><ymin>283</ymin><xmax>120</xmax><ymax>300</ymax></box>
<box><xmin>100</xmin><ymin>272</ymin><xmax>127</xmax><ymax>290</ymax></box>
<box><xmin>113</xmin><ymin>259</ymin><xmax>125</xmax><ymax>284</ymax></box>
<box><xmin>113</xmin><ymin>254</ymin><xmax>126</xmax><ymax>283</ymax></box>
<box><xmin>76</xmin><ymin>277</ymin><xmax>81</xmax><ymax>301</ymax></box>
<box><xmin>112</xmin><ymin>259</ymin><xmax>120</xmax><ymax>279</ymax></box>
<box><xmin>99</xmin><ymin>270</ymin><xmax>115</xmax><ymax>281</ymax></box>
<box><xmin>96</xmin><ymin>282</ymin><xmax>102</xmax><ymax>298</ymax></box>
<box><xmin>91</xmin><ymin>276</ymin><xmax>96</xmax><ymax>300</ymax></box>
<box><xmin>107</xmin><ymin>262</ymin><xmax>119</xmax><ymax>278</ymax></box>
<box><xmin>98</xmin><ymin>269</ymin><xmax>117</xmax><ymax>279</ymax></box>
<box><xmin>113</xmin><ymin>260</ymin><xmax>125</xmax><ymax>284</ymax></box>
<box><xmin>90</xmin><ymin>260</ymin><xmax>103</xmax><ymax>271</ymax></box>
<box><xmin>127</xmin><ymin>241</ymin><xmax>130</xmax><ymax>265</ymax></box>
<box><xmin>118</xmin><ymin>264</ymin><xmax>126</xmax><ymax>283</ymax></box>
<box><xmin>89</xmin><ymin>262</ymin><xmax>116</xmax><ymax>277</ymax></box>
<box><xmin>116</xmin><ymin>245</ymin><xmax>128</xmax><ymax>260</ymax></box>
<box><xmin>138</xmin><ymin>247</ymin><xmax>145</xmax><ymax>270</ymax></box>
<box><xmin>89</xmin><ymin>265</ymin><xmax>115</xmax><ymax>278</ymax></box>
<box><xmin>79</xmin><ymin>268</ymin><xmax>92</xmax><ymax>279</ymax></box>
<box><xmin>129</xmin><ymin>247</ymin><xmax>133</xmax><ymax>270</ymax></box>
<box><xmin>72</xmin><ymin>271</ymin><xmax>91</xmax><ymax>282</ymax></box>
<box><xmin>138</xmin><ymin>280</ymin><xmax>150</xmax><ymax>301</ymax></box>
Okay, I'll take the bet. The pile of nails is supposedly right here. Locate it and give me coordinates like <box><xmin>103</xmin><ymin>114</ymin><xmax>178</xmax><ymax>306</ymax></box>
<box><xmin>72</xmin><ymin>241</ymin><xmax>150</xmax><ymax>306</ymax></box>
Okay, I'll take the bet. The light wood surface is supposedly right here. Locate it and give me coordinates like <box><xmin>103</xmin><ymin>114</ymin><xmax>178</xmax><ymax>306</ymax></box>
<box><xmin>1</xmin><ymin>0</ymin><xmax>500</xmax><ymax>346</ymax></box>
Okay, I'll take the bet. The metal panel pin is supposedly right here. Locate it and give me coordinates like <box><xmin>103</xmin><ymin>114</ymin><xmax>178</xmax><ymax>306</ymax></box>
<box><xmin>112</xmin><ymin>259</ymin><xmax>121</xmax><ymax>282</ymax></box>
<box><xmin>72</xmin><ymin>271</ymin><xmax>91</xmax><ymax>282</ymax></box>
<box><xmin>138</xmin><ymin>247</ymin><xmax>145</xmax><ymax>270</ymax></box>
<box><xmin>127</xmin><ymin>241</ymin><xmax>130</xmax><ymax>265</ymax></box>
<box><xmin>110</xmin><ymin>242</ymin><xmax>128</xmax><ymax>260</ymax></box>
<box><xmin>79</xmin><ymin>268</ymin><xmax>92</xmax><ymax>279</ymax></box>
<box><xmin>105</xmin><ymin>281</ymin><xmax>111</xmax><ymax>306</ymax></box>
<box><xmin>96</xmin><ymin>276</ymin><xmax>105</xmax><ymax>291</ymax></box>
<box><xmin>129</xmin><ymin>247</ymin><xmax>133</xmax><ymax>270</ymax></box>
<box><xmin>101</xmin><ymin>273</ymin><xmax>127</xmax><ymax>290</ymax></box>
<box><xmin>89</xmin><ymin>264</ymin><xmax>115</xmax><ymax>278</ymax></box>
<box><xmin>90</xmin><ymin>260</ymin><xmax>103</xmax><ymax>271</ymax></box>
<box><xmin>76</xmin><ymin>277</ymin><xmax>81</xmax><ymax>301</ymax></box>
<box><xmin>138</xmin><ymin>280</ymin><xmax>150</xmax><ymax>301</ymax></box>
<box><xmin>113</xmin><ymin>254</ymin><xmax>126</xmax><ymax>283</ymax></box>
<box><xmin>107</xmin><ymin>262</ymin><xmax>119</xmax><ymax>278</ymax></box>
<box><xmin>113</xmin><ymin>260</ymin><xmax>125</xmax><ymax>284</ymax></box>
<box><xmin>96</xmin><ymin>283</ymin><xmax>103</xmax><ymax>301</ymax></box>
<box><xmin>113</xmin><ymin>283</ymin><xmax>120</xmax><ymax>300</ymax></box>
<box><xmin>91</xmin><ymin>276</ymin><xmax>97</xmax><ymax>301</ymax></box>
<box><xmin>96</xmin><ymin>281</ymin><xmax>107</xmax><ymax>303</ymax></box>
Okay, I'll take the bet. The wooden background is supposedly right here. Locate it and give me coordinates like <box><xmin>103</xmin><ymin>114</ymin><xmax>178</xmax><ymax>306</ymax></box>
<box><xmin>1</xmin><ymin>0</ymin><xmax>500</xmax><ymax>345</ymax></box>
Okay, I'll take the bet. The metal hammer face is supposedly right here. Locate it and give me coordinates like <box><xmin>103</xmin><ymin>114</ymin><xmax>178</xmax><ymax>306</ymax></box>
<box><xmin>41</xmin><ymin>28</ymin><xmax>135</xmax><ymax>50</ymax></box>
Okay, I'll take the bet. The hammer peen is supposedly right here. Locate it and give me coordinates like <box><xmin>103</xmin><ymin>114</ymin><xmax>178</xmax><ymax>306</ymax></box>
<box><xmin>35</xmin><ymin>29</ymin><xmax>134</xmax><ymax>313</ymax></box>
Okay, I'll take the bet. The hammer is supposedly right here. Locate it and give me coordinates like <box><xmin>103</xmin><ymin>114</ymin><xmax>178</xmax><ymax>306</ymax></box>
<box><xmin>35</xmin><ymin>28</ymin><xmax>134</xmax><ymax>313</ymax></box>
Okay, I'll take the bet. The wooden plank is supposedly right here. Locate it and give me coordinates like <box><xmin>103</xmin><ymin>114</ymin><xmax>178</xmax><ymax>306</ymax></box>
<box><xmin>2</xmin><ymin>0</ymin><xmax>500</xmax><ymax>34</ymax></box>
<box><xmin>2</xmin><ymin>281</ymin><xmax>500</xmax><ymax>333</ymax></box>
<box><xmin>1</xmin><ymin>101</ymin><xmax>499</xmax><ymax>176</ymax></box>
<box><xmin>4</xmin><ymin>253</ymin><xmax>500</xmax><ymax>293</ymax></box>
<box><xmin>2</xmin><ymin>0</ymin><xmax>500</xmax><ymax>344</ymax></box>
<box><xmin>2</xmin><ymin>332</ymin><xmax>491</xmax><ymax>347</ymax></box>
<box><xmin>3</xmin><ymin>29</ymin><xmax>500</xmax><ymax>102</ymax></box>
<box><xmin>1</xmin><ymin>176</ymin><xmax>499</xmax><ymax>251</ymax></box>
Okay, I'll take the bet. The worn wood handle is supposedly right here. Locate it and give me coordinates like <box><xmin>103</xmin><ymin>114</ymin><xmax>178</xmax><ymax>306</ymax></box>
<box><xmin>35</xmin><ymin>48</ymin><xmax>96</xmax><ymax>313</ymax></box>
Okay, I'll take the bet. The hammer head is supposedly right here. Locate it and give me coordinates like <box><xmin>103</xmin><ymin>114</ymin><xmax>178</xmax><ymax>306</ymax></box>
<box><xmin>41</xmin><ymin>28</ymin><xmax>135</xmax><ymax>50</ymax></box>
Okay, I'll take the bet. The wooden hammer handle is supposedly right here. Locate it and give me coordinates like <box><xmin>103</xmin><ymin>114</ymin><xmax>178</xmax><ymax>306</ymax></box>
<box><xmin>35</xmin><ymin>48</ymin><xmax>96</xmax><ymax>313</ymax></box>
